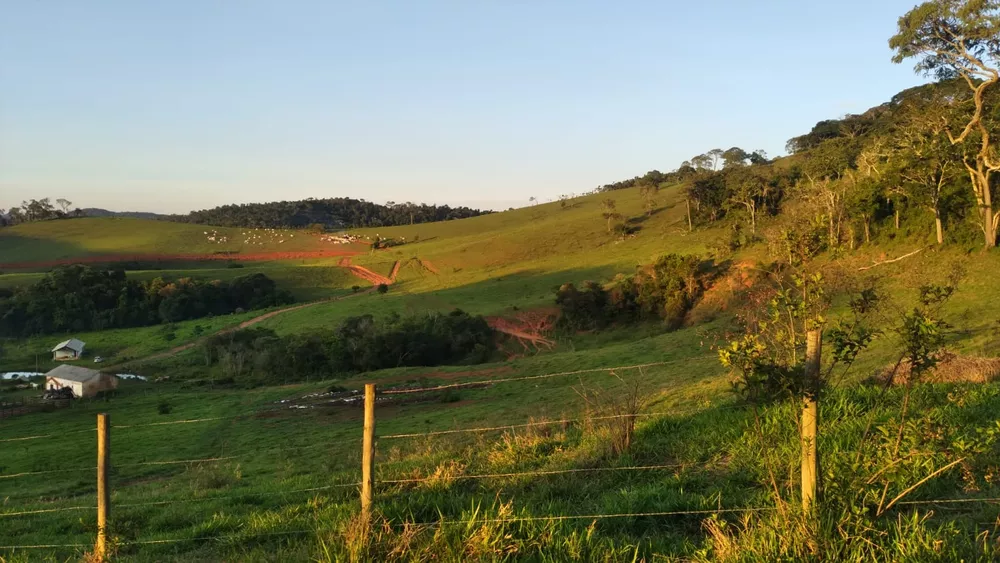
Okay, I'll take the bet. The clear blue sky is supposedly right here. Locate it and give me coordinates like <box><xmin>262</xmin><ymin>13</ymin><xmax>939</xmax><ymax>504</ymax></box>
<box><xmin>1</xmin><ymin>1</ymin><xmax>927</xmax><ymax>214</ymax></box>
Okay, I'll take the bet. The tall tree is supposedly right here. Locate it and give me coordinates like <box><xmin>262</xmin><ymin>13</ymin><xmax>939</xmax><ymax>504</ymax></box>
<box><xmin>801</xmin><ymin>138</ymin><xmax>862</xmax><ymax>246</ymax></box>
<box><xmin>887</xmin><ymin>92</ymin><xmax>963</xmax><ymax>244</ymax></box>
<box><xmin>725</xmin><ymin>166</ymin><xmax>769</xmax><ymax>234</ymax></box>
<box><xmin>890</xmin><ymin>0</ymin><xmax>1000</xmax><ymax>247</ymax></box>
<box><xmin>722</xmin><ymin>147</ymin><xmax>751</xmax><ymax>169</ymax></box>
<box><xmin>638</xmin><ymin>185</ymin><xmax>659</xmax><ymax>216</ymax></box>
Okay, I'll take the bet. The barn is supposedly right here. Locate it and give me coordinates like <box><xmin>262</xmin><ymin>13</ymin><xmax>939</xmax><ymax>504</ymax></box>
<box><xmin>51</xmin><ymin>339</ymin><xmax>86</xmax><ymax>361</ymax></box>
<box><xmin>44</xmin><ymin>365</ymin><xmax>118</xmax><ymax>398</ymax></box>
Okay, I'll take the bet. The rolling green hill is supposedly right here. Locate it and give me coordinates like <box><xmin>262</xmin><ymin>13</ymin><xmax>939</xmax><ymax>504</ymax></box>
<box><xmin>3</xmin><ymin>166</ymin><xmax>1000</xmax><ymax>562</ymax></box>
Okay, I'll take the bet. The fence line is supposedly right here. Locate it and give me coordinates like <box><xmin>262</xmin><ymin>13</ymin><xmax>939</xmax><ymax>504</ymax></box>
<box><xmin>8</xmin><ymin>496</ymin><xmax>1000</xmax><ymax>551</ymax></box>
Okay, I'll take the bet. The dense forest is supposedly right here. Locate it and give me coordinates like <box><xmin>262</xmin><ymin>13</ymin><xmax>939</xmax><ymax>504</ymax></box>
<box><xmin>169</xmin><ymin>198</ymin><xmax>491</xmax><ymax>229</ymax></box>
<box><xmin>0</xmin><ymin>266</ymin><xmax>292</xmax><ymax>337</ymax></box>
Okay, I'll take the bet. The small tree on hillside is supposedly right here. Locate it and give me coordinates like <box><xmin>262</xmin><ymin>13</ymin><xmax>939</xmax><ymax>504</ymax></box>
<box><xmin>725</xmin><ymin>166</ymin><xmax>769</xmax><ymax>235</ymax></box>
<box><xmin>638</xmin><ymin>185</ymin><xmax>659</xmax><ymax>216</ymax></box>
<box><xmin>601</xmin><ymin>198</ymin><xmax>621</xmax><ymax>233</ymax></box>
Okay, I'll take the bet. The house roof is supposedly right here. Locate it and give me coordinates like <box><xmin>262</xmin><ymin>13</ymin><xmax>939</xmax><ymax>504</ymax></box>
<box><xmin>45</xmin><ymin>364</ymin><xmax>105</xmax><ymax>383</ymax></box>
<box><xmin>51</xmin><ymin>338</ymin><xmax>86</xmax><ymax>353</ymax></box>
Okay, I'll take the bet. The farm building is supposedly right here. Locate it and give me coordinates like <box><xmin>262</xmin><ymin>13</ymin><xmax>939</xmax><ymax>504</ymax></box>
<box><xmin>51</xmin><ymin>338</ymin><xmax>86</xmax><ymax>361</ymax></box>
<box><xmin>44</xmin><ymin>365</ymin><xmax>118</xmax><ymax>398</ymax></box>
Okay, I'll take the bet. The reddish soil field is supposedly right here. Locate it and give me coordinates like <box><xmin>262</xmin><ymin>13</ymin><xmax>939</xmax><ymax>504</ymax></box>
<box><xmin>0</xmin><ymin>249</ymin><xmax>360</xmax><ymax>270</ymax></box>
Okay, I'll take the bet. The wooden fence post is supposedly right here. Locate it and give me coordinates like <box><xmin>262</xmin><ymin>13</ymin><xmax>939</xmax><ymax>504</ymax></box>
<box><xmin>96</xmin><ymin>413</ymin><xmax>111</xmax><ymax>559</ymax></box>
<box><xmin>361</xmin><ymin>384</ymin><xmax>376</xmax><ymax>523</ymax></box>
<box><xmin>801</xmin><ymin>329</ymin><xmax>821</xmax><ymax>513</ymax></box>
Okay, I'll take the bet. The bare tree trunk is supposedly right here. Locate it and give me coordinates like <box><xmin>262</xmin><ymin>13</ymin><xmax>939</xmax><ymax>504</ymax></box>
<box><xmin>863</xmin><ymin>217</ymin><xmax>871</xmax><ymax>244</ymax></box>
<box><xmin>848</xmin><ymin>225</ymin><xmax>856</xmax><ymax>250</ymax></box>
<box><xmin>894</xmin><ymin>208</ymin><xmax>900</xmax><ymax>230</ymax></box>
<box><xmin>686</xmin><ymin>199</ymin><xmax>693</xmax><ymax>232</ymax></box>
<box><xmin>985</xmin><ymin>202</ymin><xmax>997</xmax><ymax>248</ymax></box>
<box><xmin>935</xmin><ymin>208</ymin><xmax>944</xmax><ymax>245</ymax></box>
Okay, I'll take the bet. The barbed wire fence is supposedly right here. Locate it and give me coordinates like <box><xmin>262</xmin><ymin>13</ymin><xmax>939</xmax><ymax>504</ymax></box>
<box><xmin>1</xmin><ymin>360</ymin><xmax>996</xmax><ymax>557</ymax></box>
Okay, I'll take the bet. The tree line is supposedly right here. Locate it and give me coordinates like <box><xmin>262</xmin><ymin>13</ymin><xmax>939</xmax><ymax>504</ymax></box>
<box><xmin>169</xmin><ymin>198</ymin><xmax>491</xmax><ymax>229</ymax></box>
<box><xmin>0</xmin><ymin>265</ymin><xmax>292</xmax><ymax>337</ymax></box>
<box><xmin>0</xmin><ymin>198</ymin><xmax>82</xmax><ymax>226</ymax></box>
<box><xmin>598</xmin><ymin>1</ymin><xmax>1000</xmax><ymax>251</ymax></box>
<box><xmin>199</xmin><ymin>310</ymin><xmax>495</xmax><ymax>385</ymax></box>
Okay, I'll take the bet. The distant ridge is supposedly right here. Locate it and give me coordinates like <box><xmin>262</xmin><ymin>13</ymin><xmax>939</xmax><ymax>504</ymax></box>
<box><xmin>81</xmin><ymin>208</ymin><xmax>167</xmax><ymax>220</ymax></box>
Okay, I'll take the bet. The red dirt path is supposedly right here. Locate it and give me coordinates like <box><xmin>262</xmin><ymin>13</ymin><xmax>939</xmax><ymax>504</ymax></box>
<box><xmin>0</xmin><ymin>249</ymin><xmax>360</xmax><ymax>270</ymax></box>
<box><xmin>338</xmin><ymin>256</ymin><xmax>395</xmax><ymax>286</ymax></box>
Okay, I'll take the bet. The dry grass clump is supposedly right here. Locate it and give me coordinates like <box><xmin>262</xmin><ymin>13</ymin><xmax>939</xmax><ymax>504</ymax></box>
<box><xmin>875</xmin><ymin>350</ymin><xmax>1000</xmax><ymax>385</ymax></box>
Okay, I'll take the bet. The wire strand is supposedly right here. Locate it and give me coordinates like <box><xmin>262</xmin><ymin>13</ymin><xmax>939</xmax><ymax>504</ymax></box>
<box><xmin>403</xmin><ymin>506</ymin><xmax>776</xmax><ymax>527</ymax></box>
<box><xmin>896</xmin><ymin>496</ymin><xmax>1000</xmax><ymax>506</ymax></box>
<box><xmin>116</xmin><ymin>483</ymin><xmax>360</xmax><ymax>509</ymax></box>
<box><xmin>380</xmin><ymin>361</ymin><xmax>676</xmax><ymax>395</ymax></box>
<box><xmin>379</xmin><ymin>413</ymin><xmax>670</xmax><ymax>440</ymax></box>
<box><xmin>0</xmin><ymin>456</ymin><xmax>238</xmax><ymax>480</ymax></box>
<box><xmin>0</xmin><ymin>505</ymin><xmax>93</xmax><ymax>517</ymax></box>
<box><xmin>380</xmin><ymin>463</ymin><xmax>697</xmax><ymax>485</ymax></box>
<box><xmin>113</xmin><ymin>416</ymin><xmax>236</xmax><ymax>429</ymax></box>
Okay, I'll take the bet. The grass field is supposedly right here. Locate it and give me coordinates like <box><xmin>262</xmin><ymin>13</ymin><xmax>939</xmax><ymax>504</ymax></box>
<box><xmin>4</xmin><ymin>183</ymin><xmax>1000</xmax><ymax>560</ymax></box>
<box><xmin>5</xmin><ymin>317</ymin><xmax>1000</xmax><ymax>561</ymax></box>
<box><xmin>0</xmin><ymin>217</ymin><xmax>362</xmax><ymax>265</ymax></box>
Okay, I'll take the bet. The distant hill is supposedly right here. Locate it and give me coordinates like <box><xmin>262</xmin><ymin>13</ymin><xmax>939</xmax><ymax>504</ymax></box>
<box><xmin>81</xmin><ymin>208</ymin><xmax>167</xmax><ymax>220</ymax></box>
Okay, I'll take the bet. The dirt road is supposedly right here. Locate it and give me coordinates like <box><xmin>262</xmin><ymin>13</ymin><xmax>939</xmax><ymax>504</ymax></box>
<box><xmin>105</xmin><ymin>289</ymin><xmax>374</xmax><ymax>371</ymax></box>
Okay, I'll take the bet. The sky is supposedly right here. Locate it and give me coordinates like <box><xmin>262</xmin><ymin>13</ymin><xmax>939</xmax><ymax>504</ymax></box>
<box><xmin>0</xmin><ymin>1</ymin><xmax>930</xmax><ymax>214</ymax></box>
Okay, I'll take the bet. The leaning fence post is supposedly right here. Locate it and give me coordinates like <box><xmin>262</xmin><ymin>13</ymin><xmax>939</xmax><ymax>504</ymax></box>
<box><xmin>361</xmin><ymin>383</ymin><xmax>376</xmax><ymax>523</ymax></box>
<box><xmin>96</xmin><ymin>413</ymin><xmax>111</xmax><ymax>559</ymax></box>
<box><xmin>801</xmin><ymin>329</ymin><xmax>821</xmax><ymax>513</ymax></box>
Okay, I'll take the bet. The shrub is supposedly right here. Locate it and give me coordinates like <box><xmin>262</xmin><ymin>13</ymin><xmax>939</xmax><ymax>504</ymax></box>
<box><xmin>556</xmin><ymin>254</ymin><xmax>708</xmax><ymax>330</ymax></box>
<box><xmin>377</xmin><ymin>283</ymin><xmax>389</xmax><ymax>294</ymax></box>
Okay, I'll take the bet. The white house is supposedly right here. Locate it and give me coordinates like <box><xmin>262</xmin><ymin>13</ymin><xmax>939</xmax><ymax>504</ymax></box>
<box><xmin>51</xmin><ymin>339</ymin><xmax>86</xmax><ymax>361</ymax></box>
<box><xmin>44</xmin><ymin>365</ymin><xmax>118</xmax><ymax>398</ymax></box>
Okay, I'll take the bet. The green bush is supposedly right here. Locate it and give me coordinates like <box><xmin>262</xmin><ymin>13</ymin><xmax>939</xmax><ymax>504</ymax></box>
<box><xmin>556</xmin><ymin>254</ymin><xmax>708</xmax><ymax>330</ymax></box>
